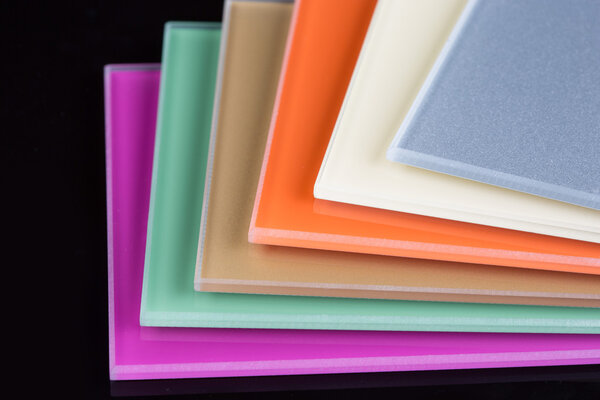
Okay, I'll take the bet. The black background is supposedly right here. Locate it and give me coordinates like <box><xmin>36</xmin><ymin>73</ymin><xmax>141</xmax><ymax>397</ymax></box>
<box><xmin>3</xmin><ymin>1</ymin><xmax>599</xmax><ymax>398</ymax></box>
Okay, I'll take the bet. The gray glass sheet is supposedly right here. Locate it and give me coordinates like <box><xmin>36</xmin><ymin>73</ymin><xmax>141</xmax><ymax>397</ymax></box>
<box><xmin>387</xmin><ymin>0</ymin><xmax>600</xmax><ymax>210</ymax></box>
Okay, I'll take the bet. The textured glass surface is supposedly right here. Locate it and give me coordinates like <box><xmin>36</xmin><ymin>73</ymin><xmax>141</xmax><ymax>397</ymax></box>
<box><xmin>388</xmin><ymin>0</ymin><xmax>600</xmax><ymax>210</ymax></box>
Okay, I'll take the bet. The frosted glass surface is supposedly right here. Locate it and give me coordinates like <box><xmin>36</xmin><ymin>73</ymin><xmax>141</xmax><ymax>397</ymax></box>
<box><xmin>388</xmin><ymin>0</ymin><xmax>600</xmax><ymax>210</ymax></box>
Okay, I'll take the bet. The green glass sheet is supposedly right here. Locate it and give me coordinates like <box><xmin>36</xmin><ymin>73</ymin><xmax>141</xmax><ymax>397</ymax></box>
<box><xmin>139</xmin><ymin>20</ymin><xmax>600</xmax><ymax>334</ymax></box>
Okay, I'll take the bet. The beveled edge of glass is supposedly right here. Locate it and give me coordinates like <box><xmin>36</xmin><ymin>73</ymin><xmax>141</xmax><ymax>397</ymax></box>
<box><xmin>104</xmin><ymin>63</ymin><xmax>161</xmax><ymax>73</ymax></box>
<box><xmin>165</xmin><ymin>21</ymin><xmax>222</xmax><ymax>31</ymax></box>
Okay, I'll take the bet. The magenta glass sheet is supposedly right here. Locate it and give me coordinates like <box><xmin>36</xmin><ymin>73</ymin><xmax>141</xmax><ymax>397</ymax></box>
<box><xmin>104</xmin><ymin>64</ymin><xmax>600</xmax><ymax>381</ymax></box>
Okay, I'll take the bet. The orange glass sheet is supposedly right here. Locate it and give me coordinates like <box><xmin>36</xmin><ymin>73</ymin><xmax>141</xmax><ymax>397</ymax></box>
<box><xmin>249</xmin><ymin>0</ymin><xmax>600</xmax><ymax>275</ymax></box>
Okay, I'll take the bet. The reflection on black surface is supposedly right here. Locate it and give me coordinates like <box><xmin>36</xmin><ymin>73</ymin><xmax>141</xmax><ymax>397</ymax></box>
<box><xmin>111</xmin><ymin>364</ymin><xmax>600</xmax><ymax>397</ymax></box>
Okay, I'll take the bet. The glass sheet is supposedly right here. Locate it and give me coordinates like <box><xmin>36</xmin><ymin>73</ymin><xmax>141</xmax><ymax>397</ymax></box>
<box><xmin>105</xmin><ymin>62</ymin><xmax>600</xmax><ymax>380</ymax></box>
<box><xmin>387</xmin><ymin>0</ymin><xmax>600</xmax><ymax>210</ymax></box>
